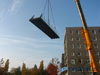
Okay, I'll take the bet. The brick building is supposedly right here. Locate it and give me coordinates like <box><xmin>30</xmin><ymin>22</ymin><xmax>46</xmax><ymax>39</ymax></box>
<box><xmin>64</xmin><ymin>27</ymin><xmax>100</xmax><ymax>75</ymax></box>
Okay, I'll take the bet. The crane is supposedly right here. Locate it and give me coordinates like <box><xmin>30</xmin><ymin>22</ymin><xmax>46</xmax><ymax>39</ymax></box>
<box><xmin>75</xmin><ymin>0</ymin><xmax>100</xmax><ymax>75</ymax></box>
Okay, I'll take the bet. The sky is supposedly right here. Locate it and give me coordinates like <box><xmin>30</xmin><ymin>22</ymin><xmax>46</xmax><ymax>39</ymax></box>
<box><xmin>0</xmin><ymin>0</ymin><xmax>100</xmax><ymax>70</ymax></box>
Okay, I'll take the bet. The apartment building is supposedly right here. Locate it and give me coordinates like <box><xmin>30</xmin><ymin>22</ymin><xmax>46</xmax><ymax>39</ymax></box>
<box><xmin>64</xmin><ymin>27</ymin><xmax>100</xmax><ymax>75</ymax></box>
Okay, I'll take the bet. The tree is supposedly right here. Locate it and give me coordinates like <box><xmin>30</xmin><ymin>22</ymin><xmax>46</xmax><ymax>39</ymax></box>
<box><xmin>39</xmin><ymin>60</ymin><xmax>44</xmax><ymax>72</ymax></box>
<box><xmin>10</xmin><ymin>67</ymin><xmax>22</xmax><ymax>75</ymax></box>
<box><xmin>32</xmin><ymin>64</ymin><xmax>39</xmax><ymax>75</ymax></box>
<box><xmin>0</xmin><ymin>58</ymin><xmax>4</xmax><ymax>75</ymax></box>
<box><xmin>4</xmin><ymin>59</ymin><xmax>9</xmax><ymax>74</ymax></box>
<box><xmin>22</xmin><ymin>63</ymin><xmax>26</xmax><ymax>75</ymax></box>
<box><xmin>34</xmin><ymin>64</ymin><xmax>37</xmax><ymax>69</ymax></box>
<box><xmin>38</xmin><ymin>60</ymin><xmax>48</xmax><ymax>75</ymax></box>
<box><xmin>47</xmin><ymin>63</ymin><xmax>57</xmax><ymax>75</ymax></box>
<box><xmin>51</xmin><ymin>58</ymin><xmax>61</xmax><ymax>74</ymax></box>
<box><xmin>51</xmin><ymin>58</ymin><xmax>59</xmax><ymax>66</ymax></box>
<box><xmin>0</xmin><ymin>58</ymin><xmax>4</xmax><ymax>67</ymax></box>
<box><xmin>25</xmin><ymin>68</ymin><xmax>32</xmax><ymax>75</ymax></box>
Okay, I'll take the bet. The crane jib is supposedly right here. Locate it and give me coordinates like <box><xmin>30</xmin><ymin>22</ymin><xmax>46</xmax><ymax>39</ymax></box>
<box><xmin>75</xmin><ymin>0</ymin><xmax>100</xmax><ymax>74</ymax></box>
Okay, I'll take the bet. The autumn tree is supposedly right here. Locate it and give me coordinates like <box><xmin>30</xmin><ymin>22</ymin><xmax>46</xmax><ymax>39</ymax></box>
<box><xmin>39</xmin><ymin>60</ymin><xmax>44</xmax><ymax>72</ymax></box>
<box><xmin>51</xmin><ymin>58</ymin><xmax>61</xmax><ymax>74</ymax></box>
<box><xmin>51</xmin><ymin>58</ymin><xmax>60</xmax><ymax>66</ymax></box>
<box><xmin>4</xmin><ymin>59</ymin><xmax>9</xmax><ymax>75</ymax></box>
<box><xmin>22</xmin><ymin>63</ymin><xmax>27</xmax><ymax>75</ymax></box>
<box><xmin>32</xmin><ymin>64</ymin><xmax>39</xmax><ymax>75</ymax></box>
<box><xmin>10</xmin><ymin>67</ymin><xmax>22</xmax><ymax>75</ymax></box>
<box><xmin>26</xmin><ymin>68</ymin><xmax>32</xmax><ymax>75</ymax></box>
<box><xmin>0</xmin><ymin>58</ymin><xmax>4</xmax><ymax>75</ymax></box>
<box><xmin>47</xmin><ymin>63</ymin><xmax>57</xmax><ymax>75</ymax></box>
<box><xmin>0</xmin><ymin>58</ymin><xmax>4</xmax><ymax>67</ymax></box>
<box><xmin>39</xmin><ymin>60</ymin><xmax>48</xmax><ymax>75</ymax></box>
<box><xmin>39</xmin><ymin>60</ymin><xmax>45</xmax><ymax>75</ymax></box>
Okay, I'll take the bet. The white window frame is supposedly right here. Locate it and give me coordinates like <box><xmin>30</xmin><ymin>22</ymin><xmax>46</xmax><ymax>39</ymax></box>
<box><xmin>95</xmin><ymin>52</ymin><xmax>99</xmax><ymax>56</ymax></box>
<box><xmin>76</xmin><ymin>30</ymin><xmax>80</xmax><ymax>34</ymax></box>
<box><xmin>91</xmin><ymin>30</ymin><xmax>96</xmax><ymax>34</ymax></box>
<box><xmin>70</xmin><ymin>44</ymin><xmax>74</xmax><ymax>49</ymax></box>
<box><xmin>94</xmin><ymin>44</ymin><xmax>98</xmax><ymax>48</ymax></box>
<box><xmin>71</xmin><ymin>52</ymin><xmax>75</xmax><ymax>56</ymax></box>
<box><xmin>69</xmin><ymin>37</ymin><xmax>74</xmax><ymax>41</ymax></box>
<box><xmin>76</xmin><ymin>37</ymin><xmax>80</xmax><ymax>41</ymax></box>
<box><xmin>70</xmin><ymin>30</ymin><xmax>73</xmax><ymax>34</ymax></box>
<box><xmin>98</xmin><ymin>60</ymin><xmax>100</xmax><ymax>64</ymax></box>
<box><xmin>92</xmin><ymin>37</ymin><xmax>97</xmax><ymax>41</ymax></box>
<box><xmin>77</xmin><ymin>44</ymin><xmax>81</xmax><ymax>49</ymax></box>
<box><xmin>71</xmin><ymin>59</ymin><xmax>75</xmax><ymax>64</ymax></box>
<box><xmin>78</xmin><ymin>52</ymin><xmax>81</xmax><ymax>56</ymax></box>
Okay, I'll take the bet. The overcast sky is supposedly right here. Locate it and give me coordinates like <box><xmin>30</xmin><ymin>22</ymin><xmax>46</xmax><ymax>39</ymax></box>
<box><xmin>0</xmin><ymin>0</ymin><xmax>100</xmax><ymax>70</ymax></box>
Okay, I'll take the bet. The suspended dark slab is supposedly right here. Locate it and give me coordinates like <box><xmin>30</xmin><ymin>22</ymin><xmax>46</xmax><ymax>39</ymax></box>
<box><xmin>29</xmin><ymin>16</ymin><xmax>59</xmax><ymax>39</ymax></box>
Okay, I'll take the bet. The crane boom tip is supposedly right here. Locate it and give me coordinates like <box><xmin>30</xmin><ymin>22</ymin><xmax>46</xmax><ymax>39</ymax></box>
<box><xmin>75</xmin><ymin>0</ymin><xmax>80</xmax><ymax>3</ymax></box>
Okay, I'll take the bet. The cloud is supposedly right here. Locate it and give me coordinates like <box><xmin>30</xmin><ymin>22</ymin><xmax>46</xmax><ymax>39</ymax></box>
<box><xmin>0</xmin><ymin>35</ymin><xmax>63</xmax><ymax>70</ymax></box>
<box><xmin>0</xmin><ymin>35</ymin><xmax>63</xmax><ymax>50</ymax></box>
<box><xmin>0</xmin><ymin>0</ymin><xmax>23</xmax><ymax>23</ymax></box>
<box><xmin>0</xmin><ymin>9</ymin><xmax>7</xmax><ymax>23</ymax></box>
<box><xmin>0</xmin><ymin>10</ymin><xmax>5</xmax><ymax>20</ymax></box>
<box><xmin>8</xmin><ymin>0</ymin><xmax>23</xmax><ymax>13</ymax></box>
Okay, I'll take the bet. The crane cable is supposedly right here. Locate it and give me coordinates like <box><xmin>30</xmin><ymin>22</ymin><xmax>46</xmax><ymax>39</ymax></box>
<box><xmin>49</xmin><ymin>0</ymin><xmax>56</xmax><ymax>29</ymax></box>
<box><xmin>42</xmin><ymin>0</ymin><xmax>56</xmax><ymax>30</ymax></box>
<box><xmin>42</xmin><ymin>0</ymin><xmax>47</xmax><ymax>16</ymax></box>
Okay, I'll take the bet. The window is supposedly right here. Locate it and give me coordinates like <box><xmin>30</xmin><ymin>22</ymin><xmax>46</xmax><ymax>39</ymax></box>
<box><xmin>85</xmin><ymin>52</ymin><xmax>88</xmax><ymax>56</ymax></box>
<box><xmin>78</xmin><ymin>52</ymin><xmax>81</xmax><ymax>56</ymax></box>
<box><xmin>69</xmin><ymin>37</ymin><xmax>74</xmax><ymax>41</ymax></box>
<box><xmin>92</xmin><ymin>37</ymin><xmax>97</xmax><ymax>42</ymax></box>
<box><xmin>98</xmin><ymin>30</ymin><xmax>100</xmax><ymax>33</ymax></box>
<box><xmin>79</xmin><ymin>59</ymin><xmax>82</xmax><ymax>64</ymax></box>
<box><xmin>86</xmin><ymin>59</ymin><xmax>90</xmax><ymax>64</ymax></box>
<box><xmin>98</xmin><ymin>60</ymin><xmax>100</xmax><ymax>64</ymax></box>
<box><xmin>84</xmin><ymin>44</ymin><xmax>87</xmax><ymax>49</ymax></box>
<box><xmin>71</xmin><ymin>59</ymin><xmax>75</xmax><ymax>64</ymax></box>
<box><xmin>71</xmin><ymin>68</ymin><xmax>76</xmax><ymax>72</ymax></box>
<box><xmin>70</xmin><ymin>44</ymin><xmax>74</xmax><ymax>49</ymax></box>
<box><xmin>76</xmin><ymin>30</ymin><xmax>80</xmax><ymax>34</ymax></box>
<box><xmin>70</xmin><ymin>30</ymin><xmax>73</xmax><ymax>34</ymax></box>
<box><xmin>72</xmin><ymin>44</ymin><xmax>74</xmax><ymax>49</ymax></box>
<box><xmin>77</xmin><ymin>44</ymin><xmax>81</xmax><ymax>49</ymax></box>
<box><xmin>95</xmin><ymin>52</ymin><xmax>99</xmax><ymax>56</ymax></box>
<box><xmin>71</xmin><ymin>52</ymin><xmax>75</xmax><ymax>56</ymax></box>
<box><xmin>76</xmin><ymin>37</ymin><xmax>80</xmax><ymax>41</ymax></box>
<box><xmin>91</xmin><ymin>30</ymin><xmax>96</xmax><ymax>34</ymax></box>
<box><xmin>90</xmin><ymin>72</ymin><xmax>93</xmax><ymax>75</ymax></box>
<box><xmin>93</xmin><ymin>44</ymin><xmax>98</xmax><ymax>48</ymax></box>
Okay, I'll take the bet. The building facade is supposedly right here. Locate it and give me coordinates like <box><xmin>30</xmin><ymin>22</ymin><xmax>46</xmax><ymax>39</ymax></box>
<box><xmin>64</xmin><ymin>27</ymin><xmax>100</xmax><ymax>75</ymax></box>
